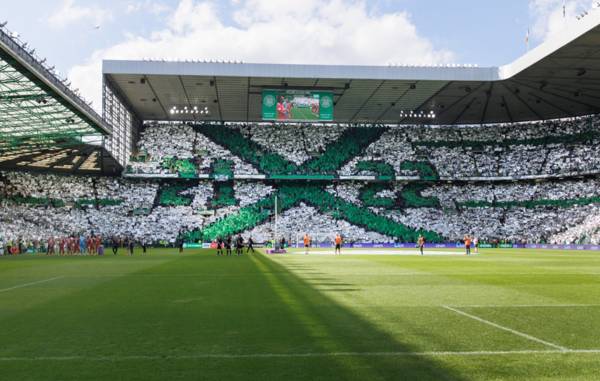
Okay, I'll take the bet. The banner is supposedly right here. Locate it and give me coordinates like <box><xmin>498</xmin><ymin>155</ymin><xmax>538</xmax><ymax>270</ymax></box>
<box><xmin>183</xmin><ymin>243</ymin><xmax>202</xmax><ymax>249</ymax></box>
<box><xmin>262</xmin><ymin>90</ymin><xmax>334</xmax><ymax>121</ymax></box>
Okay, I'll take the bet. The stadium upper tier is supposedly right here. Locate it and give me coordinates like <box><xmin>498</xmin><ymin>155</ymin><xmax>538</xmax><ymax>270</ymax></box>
<box><xmin>104</xmin><ymin>12</ymin><xmax>600</xmax><ymax>125</ymax></box>
<box><xmin>125</xmin><ymin>116</ymin><xmax>600</xmax><ymax>180</ymax></box>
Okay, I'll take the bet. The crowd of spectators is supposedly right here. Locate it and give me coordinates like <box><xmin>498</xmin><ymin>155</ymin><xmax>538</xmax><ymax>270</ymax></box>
<box><xmin>128</xmin><ymin>123</ymin><xmax>257</xmax><ymax>176</ymax></box>
<box><xmin>325</xmin><ymin>179</ymin><xmax>600</xmax><ymax>244</ymax></box>
<box><xmin>2</xmin><ymin>169</ymin><xmax>600</xmax><ymax>248</ymax></box>
<box><xmin>4</xmin><ymin>115</ymin><xmax>600</xmax><ymax>250</ymax></box>
<box><xmin>245</xmin><ymin>203</ymin><xmax>392</xmax><ymax>244</ymax></box>
<box><xmin>342</xmin><ymin>116</ymin><xmax>600</xmax><ymax>178</ymax></box>
<box><xmin>549</xmin><ymin>206</ymin><xmax>600</xmax><ymax>244</ymax></box>
<box><xmin>240</xmin><ymin>123</ymin><xmax>347</xmax><ymax>165</ymax></box>
<box><xmin>126</xmin><ymin>116</ymin><xmax>600</xmax><ymax>180</ymax></box>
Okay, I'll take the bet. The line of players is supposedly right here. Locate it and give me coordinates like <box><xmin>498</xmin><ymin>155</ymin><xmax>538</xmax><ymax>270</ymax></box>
<box><xmin>215</xmin><ymin>235</ymin><xmax>255</xmax><ymax>256</ymax></box>
<box><xmin>46</xmin><ymin>235</ymin><xmax>103</xmax><ymax>256</ymax></box>
<box><xmin>303</xmin><ymin>233</ymin><xmax>343</xmax><ymax>255</ymax></box>
<box><xmin>416</xmin><ymin>234</ymin><xmax>479</xmax><ymax>255</ymax></box>
<box><xmin>214</xmin><ymin>233</ymin><xmax>344</xmax><ymax>256</ymax></box>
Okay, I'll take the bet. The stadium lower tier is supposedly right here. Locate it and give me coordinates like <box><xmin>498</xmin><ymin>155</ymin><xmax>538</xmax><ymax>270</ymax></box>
<box><xmin>2</xmin><ymin>170</ymin><xmax>600</xmax><ymax>246</ymax></box>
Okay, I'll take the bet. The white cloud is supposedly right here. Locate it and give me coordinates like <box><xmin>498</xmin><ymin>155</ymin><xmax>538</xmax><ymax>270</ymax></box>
<box><xmin>126</xmin><ymin>1</ymin><xmax>170</xmax><ymax>15</ymax></box>
<box><xmin>69</xmin><ymin>0</ymin><xmax>455</xmax><ymax>110</ymax></box>
<box><xmin>529</xmin><ymin>0</ymin><xmax>595</xmax><ymax>41</ymax></box>
<box><xmin>48</xmin><ymin>0</ymin><xmax>112</xmax><ymax>28</ymax></box>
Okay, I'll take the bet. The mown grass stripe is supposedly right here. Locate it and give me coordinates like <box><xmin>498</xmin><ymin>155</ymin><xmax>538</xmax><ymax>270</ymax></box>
<box><xmin>1</xmin><ymin>349</ymin><xmax>600</xmax><ymax>362</ymax></box>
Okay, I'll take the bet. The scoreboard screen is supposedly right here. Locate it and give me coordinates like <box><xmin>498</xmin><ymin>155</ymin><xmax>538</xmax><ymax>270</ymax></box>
<box><xmin>262</xmin><ymin>90</ymin><xmax>334</xmax><ymax>122</ymax></box>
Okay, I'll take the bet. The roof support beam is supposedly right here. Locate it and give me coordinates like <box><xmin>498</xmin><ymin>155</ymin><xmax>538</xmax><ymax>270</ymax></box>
<box><xmin>452</xmin><ymin>97</ymin><xmax>477</xmax><ymax>125</ymax></box>
<box><xmin>501</xmin><ymin>95</ymin><xmax>514</xmax><ymax>123</ymax></box>
<box><xmin>513</xmin><ymin>79</ymin><xmax>599</xmax><ymax>110</ymax></box>
<box><xmin>435</xmin><ymin>83</ymin><xmax>486</xmax><ymax>119</ymax></box>
<box><xmin>349</xmin><ymin>80</ymin><xmax>385</xmax><ymax>122</ymax></box>
<box><xmin>480</xmin><ymin>83</ymin><xmax>493</xmax><ymax>124</ymax></box>
<box><xmin>375</xmin><ymin>84</ymin><xmax>412</xmax><ymax>123</ymax></box>
<box><xmin>501</xmin><ymin>81</ymin><xmax>543</xmax><ymax>120</ymax></box>
<box><xmin>143</xmin><ymin>75</ymin><xmax>168</xmax><ymax>119</ymax></box>
<box><xmin>213</xmin><ymin>76</ymin><xmax>223</xmax><ymax>122</ymax></box>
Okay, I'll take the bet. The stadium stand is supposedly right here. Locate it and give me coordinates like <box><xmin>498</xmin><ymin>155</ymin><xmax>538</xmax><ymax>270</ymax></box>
<box><xmin>124</xmin><ymin>116</ymin><xmax>600</xmax><ymax>180</ymax></box>
<box><xmin>5</xmin><ymin>115</ymin><xmax>600</xmax><ymax>248</ymax></box>
<box><xmin>4</xmin><ymin>153</ymin><xmax>600</xmax><ymax>247</ymax></box>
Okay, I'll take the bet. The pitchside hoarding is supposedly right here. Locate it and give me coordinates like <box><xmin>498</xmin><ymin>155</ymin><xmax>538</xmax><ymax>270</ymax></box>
<box><xmin>262</xmin><ymin>90</ymin><xmax>334</xmax><ymax>121</ymax></box>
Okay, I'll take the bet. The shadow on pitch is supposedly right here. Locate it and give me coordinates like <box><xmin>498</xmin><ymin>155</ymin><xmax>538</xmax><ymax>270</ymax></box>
<box><xmin>250</xmin><ymin>254</ymin><xmax>469</xmax><ymax>381</ymax></box>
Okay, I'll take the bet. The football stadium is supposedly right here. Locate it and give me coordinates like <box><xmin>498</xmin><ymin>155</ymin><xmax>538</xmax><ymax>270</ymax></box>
<box><xmin>3</xmin><ymin>3</ymin><xmax>600</xmax><ymax>380</ymax></box>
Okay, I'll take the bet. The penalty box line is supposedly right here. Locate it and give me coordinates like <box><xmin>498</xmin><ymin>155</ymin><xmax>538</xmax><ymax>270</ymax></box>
<box><xmin>1</xmin><ymin>349</ymin><xmax>599</xmax><ymax>362</ymax></box>
<box><xmin>442</xmin><ymin>305</ymin><xmax>568</xmax><ymax>351</ymax></box>
<box><xmin>0</xmin><ymin>276</ymin><xmax>64</xmax><ymax>293</ymax></box>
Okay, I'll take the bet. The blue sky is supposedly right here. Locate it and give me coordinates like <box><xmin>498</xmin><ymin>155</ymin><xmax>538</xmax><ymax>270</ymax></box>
<box><xmin>1</xmin><ymin>0</ymin><xmax>594</xmax><ymax>108</ymax></box>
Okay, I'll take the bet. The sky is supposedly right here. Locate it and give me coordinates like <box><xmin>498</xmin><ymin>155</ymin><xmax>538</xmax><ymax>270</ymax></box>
<box><xmin>1</xmin><ymin>0</ymin><xmax>597</xmax><ymax>111</ymax></box>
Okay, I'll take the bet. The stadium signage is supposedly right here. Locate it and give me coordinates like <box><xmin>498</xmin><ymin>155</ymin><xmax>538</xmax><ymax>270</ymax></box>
<box><xmin>289</xmin><ymin>243</ymin><xmax>600</xmax><ymax>251</ymax></box>
<box><xmin>186</xmin><ymin>242</ymin><xmax>600</xmax><ymax>251</ymax></box>
<box><xmin>262</xmin><ymin>90</ymin><xmax>334</xmax><ymax>122</ymax></box>
<box><xmin>183</xmin><ymin>243</ymin><xmax>203</xmax><ymax>248</ymax></box>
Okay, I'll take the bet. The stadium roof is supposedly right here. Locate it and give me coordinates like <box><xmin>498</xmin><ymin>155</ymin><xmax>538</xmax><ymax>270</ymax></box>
<box><xmin>0</xmin><ymin>26</ymin><xmax>111</xmax><ymax>153</ymax></box>
<box><xmin>104</xmin><ymin>12</ymin><xmax>600</xmax><ymax>125</ymax></box>
<box><xmin>0</xmin><ymin>25</ymin><xmax>121</xmax><ymax>174</ymax></box>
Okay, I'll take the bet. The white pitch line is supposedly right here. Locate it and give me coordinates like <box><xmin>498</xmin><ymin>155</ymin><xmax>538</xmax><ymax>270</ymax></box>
<box><xmin>0</xmin><ymin>276</ymin><xmax>63</xmax><ymax>293</ymax></box>
<box><xmin>450</xmin><ymin>304</ymin><xmax>600</xmax><ymax>308</ymax></box>
<box><xmin>287</xmin><ymin>250</ymin><xmax>473</xmax><ymax>256</ymax></box>
<box><xmin>0</xmin><ymin>349</ymin><xmax>599</xmax><ymax>362</ymax></box>
<box><xmin>442</xmin><ymin>305</ymin><xmax>568</xmax><ymax>351</ymax></box>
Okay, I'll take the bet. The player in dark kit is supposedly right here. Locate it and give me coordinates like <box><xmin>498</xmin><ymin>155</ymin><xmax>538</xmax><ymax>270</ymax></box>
<box><xmin>225</xmin><ymin>236</ymin><xmax>232</xmax><ymax>256</ymax></box>
<box><xmin>128</xmin><ymin>238</ymin><xmax>134</xmax><ymax>256</ymax></box>
<box><xmin>216</xmin><ymin>237</ymin><xmax>223</xmax><ymax>256</ymax></box>
<box><xmin>235</xmin><ymin>235</ymin><xmax>243</xmax><ymax>256</ymax></box>
<box><xmin>111</xmin><ymin>236</ymin><xmax>119</xmax><ymax>255</ymax></box>
<box><xmin>246</xmin><ymin>237</ymin><xmax>255</xmax><ymax>253</ymax></box>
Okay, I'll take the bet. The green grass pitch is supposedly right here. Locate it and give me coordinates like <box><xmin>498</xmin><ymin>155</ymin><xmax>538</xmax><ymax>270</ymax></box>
<box><xmin>290</xmin><ymin>106</ymin><xmax>319</xmax><ymax>120</ymax></box>
<box><xmin>1</xmin><ymin>248</ymin><xmax>600</xmax><ymax>380</ymax></box>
